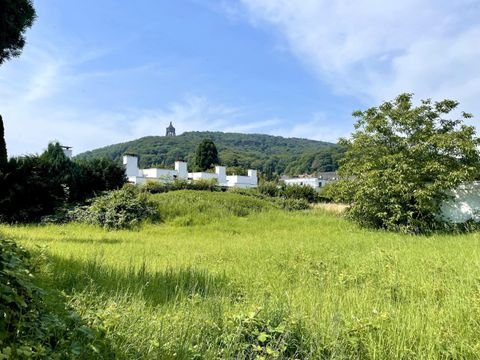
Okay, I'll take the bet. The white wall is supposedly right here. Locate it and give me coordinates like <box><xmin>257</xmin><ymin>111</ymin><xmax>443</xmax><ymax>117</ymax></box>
<box><xmin>216</xmin><ymin>166</ymin><xmax>227</xmax><ymax>185</ymax></box>
<box><xmin>175</xmin><ymin>161</ymin><xmax>188</xmax><ymax>179</ymax></box>
<box><xmin>63</xmin><ymin>148</ymin><xmax>73</xmax><ymax>158</ymax></box>
<box><xmin>124</xmin><ymin>156</ymin><xmax>258</xmax><ymax>188</ymax></box>
<box><xmin>226</xmin><ymin>174</ymin><xmax>257</xmax><ymax>188</ymax></box>
<box><xmin>284</xmin><ymin>178</ymin><xmax>320</xmax><ymax>189</ymax></box>
<box><xmin>440</xmin><ymin>182</ymin><xmax>480</xmax><ymax>223</ymax></box>
<box><xmin>142</xmin><ymin>168</ymin><xmax>178</xmax><ymax>180</ymax></box>
<box><xmin>123</xmin><ymin>155</ymin><xmax>139</xmax><ymax>177</ymax></box>
<box><xmin>189</xmin><ymin>172</ymin><xmax>218</xmax><ymax>181</ymax></box>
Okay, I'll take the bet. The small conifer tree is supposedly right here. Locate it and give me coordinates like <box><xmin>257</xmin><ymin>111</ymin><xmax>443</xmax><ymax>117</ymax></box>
<box><xmin>194</xmin><ymin>139</ymin><xmax>219</xmax><ymax>171</ymax></box>
<box><xmin>0</xmin><ymin>115</ymin><xmax>7</xmax><ymax>167</ymax></box>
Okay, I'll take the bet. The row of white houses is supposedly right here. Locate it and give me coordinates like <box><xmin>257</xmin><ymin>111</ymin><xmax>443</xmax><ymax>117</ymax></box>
<box><xmin>122</xmin><ymin>153</ymin><xmax>479</xmax><ymax>224</ymax></box>
<box><xmin>59</xmin><ymin>144</ymin><xmax>480</xmax><ymax>224</ymax></box>
<box><xmin>123</xmin><ymin>154</ymin><xmax>257</xmax><ymax>188</ymax></box>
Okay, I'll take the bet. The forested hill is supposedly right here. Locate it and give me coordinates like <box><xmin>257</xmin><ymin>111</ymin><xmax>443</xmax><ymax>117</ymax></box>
<box><xmin>75</xmin><ymin>131</ymin><xmax>344</xmax><ymax>177</ymax></box>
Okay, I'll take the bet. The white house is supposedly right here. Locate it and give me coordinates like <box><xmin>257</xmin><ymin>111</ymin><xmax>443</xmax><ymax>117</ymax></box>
<box><xmin>283</xmin><ymin>172</ymin><xmax>338</xmax><ymax>190</ymax></box>
<box><xmin>123</xmin><ymin>154</ymin><xmax>257</xmax><ymax>188</ymax></box>
<box><xmin>283</xmin><ymin>177</ymin><xmax>321</xmax><ymax>189</ymax></box>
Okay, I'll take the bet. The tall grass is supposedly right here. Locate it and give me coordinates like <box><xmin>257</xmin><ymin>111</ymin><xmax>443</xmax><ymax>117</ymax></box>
<box><xmin>2</xmin><ymin>190</ymin><xmax>480</xmax><ymax>358</ymax></box>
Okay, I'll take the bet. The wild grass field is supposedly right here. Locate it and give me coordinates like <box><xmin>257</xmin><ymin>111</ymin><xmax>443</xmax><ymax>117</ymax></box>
<box><xmin>3</xmin><ymin>190</ymin><xmax>480</xmax><ymax>359</ymax></box>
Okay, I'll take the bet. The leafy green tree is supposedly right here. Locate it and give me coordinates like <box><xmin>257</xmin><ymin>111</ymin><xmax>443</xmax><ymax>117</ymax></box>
<box><xmin>194</xmin><ymin>139</ymin><xmax>219</xmax><ymax>171</ymax></box>
<box><xmin>330</xmin><ymin>93</ymin><xmax>480</xmax><ymax>233</ymax></box>
<box><xmin>38</xmin><ymin>142</ymin><xmax>127</xmax><ymax>203</ymax></box>
<box><xmin>40</xmin><ymin>142</ymin><xmax>73</xmax><ymax>174</ymax></box>
<box><xmin>0</xmin><ymin>115</ymin><xmax>7</xmax><ymax>168</ymax></box>
<box><xmin>0</xmin><ymin>0</ymin><xmax>36</xmax><ymax>65</ymax></box>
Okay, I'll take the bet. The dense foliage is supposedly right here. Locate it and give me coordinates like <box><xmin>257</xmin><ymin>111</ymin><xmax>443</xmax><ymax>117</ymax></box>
<box><xmin>283</xmin><ymin>146</ymin><xmax>345</xmax><ymax>175</ymax></box>
<box><xmin>74</xmin><ymin>158</ymin><xmax>128</xmax><ymax>200</ymax></box>
<box><xmin>0</xmin><ymin>155</ymin><xmax>66</xmax><ymax>222</ymax></box>
<box><xmin>330</xmin><ymin>93</ymin><xmax>480</xmax><ymax>233</ymax></box>
<box><xmin>0</xmin><ymin>237</ymin><xmax>109</xmax><ymax>358</ymax></box>
<box><xmin>71</xmin><ymin>184</ymin><xmax>159</xmax><ymax>230</ymax></box>
<box><xmin>0</xmin><ymin>142</ymin><xmax>127</xmax><ymax>223</ymax></box>
<box><xmin>0</xmin><ymin>115</ymin><xmax>7</xmax><ymax>168</ymax></box>
<box><xmin>0</xmin><ymin>0</ymin><xmax>36</xmax><ymax>65</ymax></box>
<box><xmin>194</xmin><ymin>139</ymin><xmax>219</xmax><ymax>171</ymax></box>
<box><xmin>76</xmin><ymin>131</ymin><xmax>341</xmax><ymax>178</ymax></box>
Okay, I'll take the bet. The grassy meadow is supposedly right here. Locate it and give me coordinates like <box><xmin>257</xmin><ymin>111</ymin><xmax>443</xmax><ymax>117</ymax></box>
<box><xmin>3</xmin><ymin>190</ymin><xmax>480</xmax><ymax>359</ymax></box>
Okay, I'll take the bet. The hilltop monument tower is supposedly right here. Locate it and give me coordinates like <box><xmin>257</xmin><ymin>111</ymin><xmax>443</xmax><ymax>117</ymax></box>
<box><xmin>166</xmin><ymin>122</ymin><xmax>176</xmax><ymax>136</ymax></box>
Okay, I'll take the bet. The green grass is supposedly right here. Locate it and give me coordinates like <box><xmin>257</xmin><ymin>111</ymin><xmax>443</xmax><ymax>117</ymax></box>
<box><xmin>2</xmin><ymin>190</ymin><xmax>480</xmax><ymax>359</ymax></box>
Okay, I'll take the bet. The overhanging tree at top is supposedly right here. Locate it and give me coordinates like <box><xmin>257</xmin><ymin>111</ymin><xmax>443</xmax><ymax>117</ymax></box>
<box><xmin>0</xmin><ymin>0</ymin><xmax>36</xmax><ymax>64</ymax></box>
<box><xmin>0</xmin><ymin>0</ymin><xmax>36</xmax><ymax>166</ymax></box>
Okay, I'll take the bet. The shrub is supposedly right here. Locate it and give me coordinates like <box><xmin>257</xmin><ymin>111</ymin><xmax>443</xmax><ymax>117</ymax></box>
<box><xmin>282</xmin><ymin>184</ymin><xmax>317</xmax><ymax>203</ymax></box>
<box><xmin>257</xmin><ymin>181</ymin><xmax>280</xmax><ymax>197</ymax></box>
<box><xmin>71</xmin><ymin>184</ymin><xmax>159</xmax><ymax>230</ymax></box>
<box><xmin>141</xmin><ymin>180</ymin><xmax>172</xmax><ymax>194</ymax></box>
<box><xmin>317</xmin><ymin>183</ymin><xmax>335</xmax><ymax>203</ymax></box>
<box><xmin>190</xmin><ymin>178</ymin><xmax>219</xmax><ymax>191</ymax></box>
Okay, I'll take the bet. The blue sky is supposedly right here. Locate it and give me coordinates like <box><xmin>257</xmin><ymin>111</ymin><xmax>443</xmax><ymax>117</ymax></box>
<box><xmin>1</xmin><ymin>0</ymin><xmax>479</xmax><ymax>156</ymax></box>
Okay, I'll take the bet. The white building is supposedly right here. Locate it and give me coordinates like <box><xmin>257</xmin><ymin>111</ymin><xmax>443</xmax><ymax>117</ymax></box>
<box><xmin>61</xmin><ymin>146</ymin><xmax>73</xmax><ymax>158</ymax></box>
<box><xmin>123</xmin><ymin>154</ymin><xmax>257</xmax><ymax>188</ymax></box>
<box><xmin>283</xmin><ymin>177</ymin><xmax>321</xmax><ymax>189</ymax></box>
<box><xmin>283</xmin><ymin>172</ymin><xmax>338</xmax><ymax>190</ymax></box>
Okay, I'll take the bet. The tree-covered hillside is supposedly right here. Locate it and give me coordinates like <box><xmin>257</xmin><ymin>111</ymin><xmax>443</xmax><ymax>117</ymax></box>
<box><xmin>76</xmin><ymin>131</ymin><xmax>343</xmax><ymax>177</ymax></box>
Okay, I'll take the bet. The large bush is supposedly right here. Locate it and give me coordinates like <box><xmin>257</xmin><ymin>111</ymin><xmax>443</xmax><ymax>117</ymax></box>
<box><xmin>257</xmin><ymin>181</ymin><xmax>281</xmax><ymax>198</ymax></box>
<box><xmin>282</xmin><ymin>184</ymin><xmax>317</xmax><ymax>203</ymax></box>
<box><xmin>72</xmin><ymin>184</ymin><xmax>159</xmax><ymax>230</ymax></box>
<box><xmin>329</xmin><ymin>93</ymin><xmax>480</xmax><ymax>233</ymax></box>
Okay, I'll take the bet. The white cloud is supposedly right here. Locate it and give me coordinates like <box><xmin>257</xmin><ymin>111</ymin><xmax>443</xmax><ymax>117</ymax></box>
<box><xmin>239</xmin><ymin>0</ymin><xmax>480</xmax><ymax>121</ymax></box>
<box><xmin>266</xmin><ymin>111</ymin><xmax>352</xmax><ymax>143</ymax></box>
<box><xmin>0</xmin><ymin>44</ymin><xmax>282</xmax><ymax>156</ymax></box>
